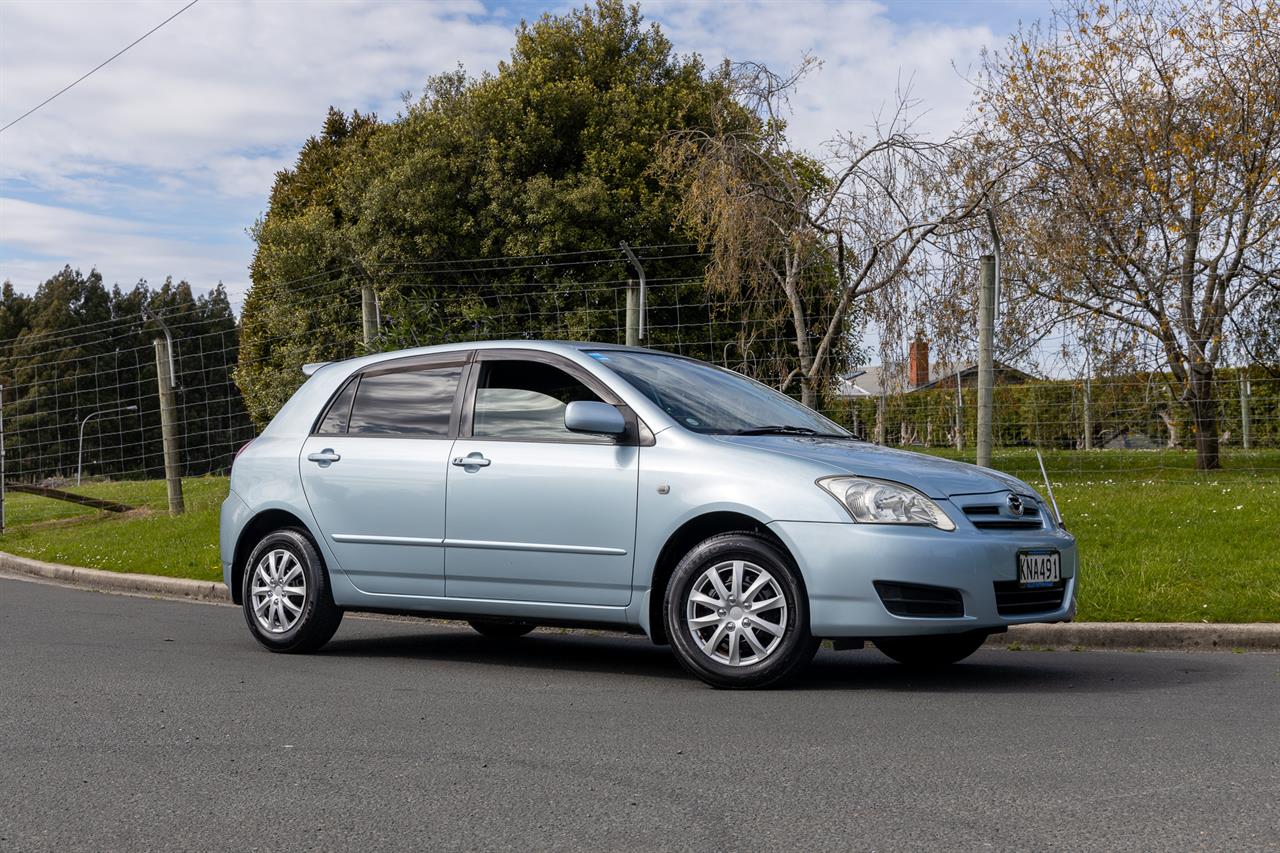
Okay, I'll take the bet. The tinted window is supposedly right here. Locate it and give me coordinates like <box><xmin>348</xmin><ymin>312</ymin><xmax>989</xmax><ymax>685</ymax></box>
<box><xmin>585</xmin><ymin>350</ymin><xmax>847</xmax><ymax>436</ymax></box>
<box><xmin>315</xmin><ymin>378</ymin><xmax>357</xmax><ymax>434</ymax></box>
<box><xmin>347</xmin><ymin>365</ymin><xmax>462</xmax><ymax>436</ymax></box>
<box><xmin>473</xmin><ymin>360</ymin><xmax>605</xmax><ymax>441</ymax></box>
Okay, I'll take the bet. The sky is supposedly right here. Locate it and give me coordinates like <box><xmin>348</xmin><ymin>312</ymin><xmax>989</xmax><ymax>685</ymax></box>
<box><xmin>0</xmin><ymin>0</ymin><xmax>1053</xmax><ymax>311</ymax></box>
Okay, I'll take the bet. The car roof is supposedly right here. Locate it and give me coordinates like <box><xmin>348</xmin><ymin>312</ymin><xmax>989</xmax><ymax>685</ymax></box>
<box><xmin>274</xmin><ymin>339</ymin><xmax>692</xmax><ymax>439</ymax></box>
<box><xmin>317</xmin><ymin>339</ymin><xmax>689</xmax><ymax>373</ymax></box>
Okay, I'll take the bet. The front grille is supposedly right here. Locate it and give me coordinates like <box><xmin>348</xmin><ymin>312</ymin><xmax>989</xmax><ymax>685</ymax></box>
<box><xmin>874</xmin><ymin>581</ymin><xmax>964</xmax><ymax>618</ymax></box>
<box><xmin>963</xmin><ymin>503</ymin><xmax>1044</xmax><ymax>530</ymax></box>
<box><xmin>993</xmin><ymin>579</ymin><xmax>1067</xmax><ymax>616</ymax></box>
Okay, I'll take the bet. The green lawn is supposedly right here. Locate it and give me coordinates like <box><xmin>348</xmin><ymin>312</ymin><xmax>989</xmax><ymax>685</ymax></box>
<box><xmin>2</xmin><ymin>449</ymin><xmax>1278</xmax><ymax>621</ymax></box>
<box><xmin>1</xmin><ymin>477</ymin><xmax>226</xmax><ymax>582</ymax></box>
<box><xmin>921</xmin><ymin>448</ymin><xmax>1280</xmax><ymax>622</ymax></box>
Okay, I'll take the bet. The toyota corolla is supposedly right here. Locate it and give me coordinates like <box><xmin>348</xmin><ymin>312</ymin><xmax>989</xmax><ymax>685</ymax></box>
<box><xmin>221</xmin><ymin>341</ymin><xmax>1077</xmax><ymax>688</ymax></box>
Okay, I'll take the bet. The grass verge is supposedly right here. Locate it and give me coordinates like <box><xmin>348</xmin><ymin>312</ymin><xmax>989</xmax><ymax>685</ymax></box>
<box><xmin>1</xmin><ymin>477</ymin><xmax>226</xmax><ymax>582</ymax></box>
<box><xmin>922</xmin><ymin>448</ymin><xmax>1280</xmax><ymax>622</ymax></box>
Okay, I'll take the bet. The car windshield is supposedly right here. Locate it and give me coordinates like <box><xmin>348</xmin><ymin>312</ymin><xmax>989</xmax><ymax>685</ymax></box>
<box><xmin>585</xmin><ymin>350</ymin><xmax>850</xmax><ymax>437</ymax></box>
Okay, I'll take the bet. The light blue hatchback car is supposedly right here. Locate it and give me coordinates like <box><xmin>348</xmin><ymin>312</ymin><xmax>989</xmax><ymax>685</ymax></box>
<box><xmin>222</xmin><ymin>341</ymin><xmax>1077</xmax><ymax>687</ymax></box>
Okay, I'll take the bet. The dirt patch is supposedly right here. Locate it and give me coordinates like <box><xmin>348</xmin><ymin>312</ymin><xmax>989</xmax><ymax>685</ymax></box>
<box><xmin>21</xmin><ymin>507</ymin><xmax>155</xmax><ymax>531</ymax></box>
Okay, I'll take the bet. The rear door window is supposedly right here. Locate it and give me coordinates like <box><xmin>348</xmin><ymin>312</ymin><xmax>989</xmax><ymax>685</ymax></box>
<box><xmin>346</xmin><ymin>365</ymin><xmax>463</xmax><ymax>436</ymax></box>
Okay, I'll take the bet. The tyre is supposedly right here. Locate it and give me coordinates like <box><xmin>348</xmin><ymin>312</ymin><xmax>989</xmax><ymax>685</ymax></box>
<box><xmin>241</xmin><ymin>528</ymin><xmax>343</xmax><ymax>653</ymax></box>
<box><xmin>468</xmin><ymin>620</ymin><xmax>536</xmax><ymax>640</ymax></box>
<box><xmin>664</xmin><ymin>532</ymin><xmax>818</xmax><ymax>689</ymax></box>
<box><xmin>873</xmin><ymin>631</ymin><xmax>988</xmax><ymax>667</ymax></box>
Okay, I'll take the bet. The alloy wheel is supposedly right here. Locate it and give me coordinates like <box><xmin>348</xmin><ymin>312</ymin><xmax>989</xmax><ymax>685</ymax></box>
<box><xmin>685</xmin><ymin>559</ymin><xmax>788</xmax><ymax>666</ymax></box>
<box><xmin>250</xmin><ymin>548</ymin><xmax>307</xmax><ymax>634</ymax></box>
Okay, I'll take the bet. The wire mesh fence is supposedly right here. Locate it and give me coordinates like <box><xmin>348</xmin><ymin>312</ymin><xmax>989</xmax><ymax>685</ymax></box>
<box><xmin>836</xmin><ymin>371</ymin><xmax>1279</xmax><ymax>448</ymax></box>
<box><xmin>1</xmin><ymin>246</ymin><xmax>1277</xmax><ymax>490</ymax></box>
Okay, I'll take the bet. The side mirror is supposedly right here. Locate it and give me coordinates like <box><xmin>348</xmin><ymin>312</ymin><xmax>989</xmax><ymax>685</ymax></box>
<box><xmin>564</xmin><ymin>400</ymin><xmax>626</xmax><ymax>435</ymax></box>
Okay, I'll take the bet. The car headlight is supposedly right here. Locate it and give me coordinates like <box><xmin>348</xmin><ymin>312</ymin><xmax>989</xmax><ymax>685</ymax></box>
<box><xmin>817</xmin><ymin>476</ymin><xmax>956</xmax><ymax>531</ymax></box>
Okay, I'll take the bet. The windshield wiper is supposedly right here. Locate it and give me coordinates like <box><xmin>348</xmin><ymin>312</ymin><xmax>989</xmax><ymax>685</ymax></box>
<box><xmin>729</xmin><ymin>425</ymin><xmax>861</xmax><ymax>439</ymax></box>
<box><xmin>731</xmin><ymin>425</ymin><xmax>822</xmax><ymax>436</ymax></box>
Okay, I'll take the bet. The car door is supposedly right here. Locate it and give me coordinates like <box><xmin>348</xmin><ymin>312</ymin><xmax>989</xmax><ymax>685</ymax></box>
<box><xmin>299</xmin><ymin>353</ymin><xmax>468</xmax><ymax>597</ymax></box>
<box><xmin>444</xmin><ymin>350</ymin><xmax>639</xmax><ymax>606</ymax></box>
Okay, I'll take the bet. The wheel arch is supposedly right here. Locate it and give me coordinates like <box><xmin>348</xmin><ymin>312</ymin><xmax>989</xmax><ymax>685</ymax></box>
<box><xmin>230</xmin><ymin>509</ymin><xmax>324</xmax><ymax>605</ymax></box>
<box><xmin>645</xmin><ymin>510</ymin><xmax>801</xmax><ymax>645</ymax></box>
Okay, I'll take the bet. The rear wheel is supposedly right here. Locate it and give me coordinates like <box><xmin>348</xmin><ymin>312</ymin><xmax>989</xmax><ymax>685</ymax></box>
<box><xmin>241</xmin><ymin>528</ymin><xmax>342</xmax><ymax>653</ymax></box>
<box><xmin>665</xmin><ymin>532</ymin><xmax>818</xmax><ymax>689</ymax></box>
<box><xmin>468</xmin><ymin>620</ymin><xmax>536</xmax><ymax>640</ymax></box>
<box><xmin>873</xmin><ymin>631</ymin><xmax>988</xmax><ymax>667</ymax></box>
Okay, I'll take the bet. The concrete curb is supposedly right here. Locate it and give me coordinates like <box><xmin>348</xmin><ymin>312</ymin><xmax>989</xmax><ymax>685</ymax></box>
<box><xmin>0</xmin><ymin>551</ymin><xmax>229</xmax><ymax>603</ymax></box>
<box><xmin>989</xmin><ymin>621</ymin><xmax>1280</xmax><ymax>652</ymax></box>
<box><xmin>2</xmin><ymin>550</ymin><xmax>1277</xmax><ymax>650</ymax></box>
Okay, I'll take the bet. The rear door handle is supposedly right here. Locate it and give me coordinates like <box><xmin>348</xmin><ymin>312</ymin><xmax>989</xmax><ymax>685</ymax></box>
<box><xmin>307</xmin><ymin>449</ymin><xmax>341</xmax><ymax>466</ymax></box>
<box><xmin>452</xmin><ymin>453</ymin><xmax>491</xmax><ymax>469</ymax></box>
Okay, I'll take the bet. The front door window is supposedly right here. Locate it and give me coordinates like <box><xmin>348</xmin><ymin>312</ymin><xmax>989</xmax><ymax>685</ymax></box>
<box><xmin>473</xmin><ymin>360</ymin><xmax>606</xmax><ymax>441</ymax></box>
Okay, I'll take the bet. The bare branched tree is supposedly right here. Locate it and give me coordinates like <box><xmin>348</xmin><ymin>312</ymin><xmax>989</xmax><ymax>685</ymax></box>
<box><xmin>658</xmin><ymin>60</ymin><xmax>1008</xmax><ymax>408</ymax></box>
<box><xmin>979</xmin><ymin>0</ymin><xmax>1280</xmax><ymax>469</ymax></box>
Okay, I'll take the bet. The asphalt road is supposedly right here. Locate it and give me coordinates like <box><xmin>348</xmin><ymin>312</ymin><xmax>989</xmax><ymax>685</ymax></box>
<box><xmin>1</xmin><ymin>576</ymin><xmax>1278</xmax><ymax>852</ymax></box>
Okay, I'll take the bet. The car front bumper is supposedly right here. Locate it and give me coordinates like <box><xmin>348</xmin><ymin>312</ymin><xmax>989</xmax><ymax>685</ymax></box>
<box><xmin>768</xmin><ymin>517</ymin><xmax>1078</xmax><ymax>638</ymax></box>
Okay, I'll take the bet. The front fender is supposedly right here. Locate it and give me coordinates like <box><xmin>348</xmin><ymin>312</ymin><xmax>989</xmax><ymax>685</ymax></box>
<box><xmin>627</xmin><ymin>432</ymin><xmax>846</xmax><ymax>635</ymax></box>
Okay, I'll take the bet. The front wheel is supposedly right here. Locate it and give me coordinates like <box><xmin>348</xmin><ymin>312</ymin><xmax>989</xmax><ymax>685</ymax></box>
<box><xmin>241</xmin><ymin>528</ymin><xmax>343</xmax><ymax>653</ymax></box>
<box><xmin>665</xmin><ymin>532</ymin><xmax>818</xmax><ymax>689</ymax></box>
<box><xmin>873</xmin><ymin>631</ymin><xmax>989</xmax><ymax>667</ymax></box>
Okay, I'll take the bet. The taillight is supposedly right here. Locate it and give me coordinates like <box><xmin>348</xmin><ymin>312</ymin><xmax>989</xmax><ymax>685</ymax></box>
<box><xmin>232</xmin><ymin>439</ymin><xmax>255</xmax><ymax>473</ymax></box>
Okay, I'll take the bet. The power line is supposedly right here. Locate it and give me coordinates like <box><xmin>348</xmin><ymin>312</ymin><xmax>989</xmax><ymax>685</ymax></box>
<box><xmin>0</xmin><ymin>0</ymin><xmax>200</xmax><ymax>135</ymax></box>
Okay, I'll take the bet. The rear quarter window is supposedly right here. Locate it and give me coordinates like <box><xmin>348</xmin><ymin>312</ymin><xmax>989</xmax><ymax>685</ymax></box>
<box><xmin>314</xmin><ymin>378</ymin><xmax>357</xmax><ymax>435</ymax></box>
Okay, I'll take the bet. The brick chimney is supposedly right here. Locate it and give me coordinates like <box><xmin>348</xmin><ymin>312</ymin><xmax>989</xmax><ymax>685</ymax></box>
<box><xmin>908</xmin><ymin>335</ymin><xmax>929</xmax><ymax>388</ymax></box>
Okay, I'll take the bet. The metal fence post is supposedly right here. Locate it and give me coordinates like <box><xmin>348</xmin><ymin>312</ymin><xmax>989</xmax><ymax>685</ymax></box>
<box><xmin>625</xmin><ymin>279</ymin><xmax>639</xmax><ymax>347</ymax></box>
<box><xmin>155</xmin><ymin>337</ymin><xmax>185</xmax><ymax>516</ymax></box>
<box><xmin>954</xmin><ymin>370</ymin><xmax>964</xmax><ymax>451</ymax></box>
<box><xmin>1083</xmin><ymin>374</ymin><xmax>1093</xmax><ymax>450</ymax></box>
<box><xmin>361</xmin><ymin>285</ymin><xmax>377</xmax><ymax>350</ymax></box>
<box><xmin>876</xmin><ymin>388</ymin><xmax>886</xmax><ymax>445</ymax></box>
<box><xmin>976</xmin><ymin>255</ymin><xmax>995</xmax><ymax>468</ymax></box>
<box><xmin>1240</xmin><ymin>372</ymin><xmax>1251</xmax><ymax>450</ymax></box>
<box><xmin>620</xmin><ymin>243</ymin><xmax>646</xmax><ymax>342</ymax></box>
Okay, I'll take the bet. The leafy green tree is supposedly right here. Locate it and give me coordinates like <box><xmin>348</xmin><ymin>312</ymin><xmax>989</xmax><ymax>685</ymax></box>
<box><xmin>0</xmin><ymin>269</ymin><xmax>250</xmax><ymax>481</ymax></box>
<box><xmin>240</xmin><ymin>1</ymin><xmax>812</xmax><ymax>424</ymax></box>
<box><xmin>978</xmin><ymin>0</ymin><xmax>1280</xmax><ymax>469</ymax></box>
<box><xmin>0</xmin><ymin>281</ymin><xmax>31</xmax><ymax>348</ymax></box>
<box><xmin>2</xmin><ymin>268</ymin><xmax>114</xmax><ymax>477</ymax></box>
<box><xmin>237</xmin><ymin>107</ymin><xmax>382</xmax><ymax>426</ymax></box>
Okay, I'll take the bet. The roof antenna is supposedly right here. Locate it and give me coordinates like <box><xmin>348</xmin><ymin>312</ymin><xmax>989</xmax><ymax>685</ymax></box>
<box><xmin>619</xmin><ymin>242</ymin><xmax>646</xmax><ymax>341</ymax></box>
<box><xmin>1035</xmin><ymin>449</ymin><xmax>1063</xmax><ymax>528</ymax></box>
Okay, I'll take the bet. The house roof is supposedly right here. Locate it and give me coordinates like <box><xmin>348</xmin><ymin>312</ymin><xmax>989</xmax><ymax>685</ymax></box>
<box><xmin>909</xmin><ymin>360</ymin><xmax>1037</xmax><ymax>392</ymax></box>
<box><xmin>836</xmin><ymin>360</ymin><xmax>1038</xmax><ymax>397</ymax></box>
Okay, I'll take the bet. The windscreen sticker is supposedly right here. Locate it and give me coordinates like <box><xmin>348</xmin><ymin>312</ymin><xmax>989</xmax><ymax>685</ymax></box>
<box><xmin>587</xmin><ymin>352</ymin><xmax>610</xmax><ymax>361</ymax></box>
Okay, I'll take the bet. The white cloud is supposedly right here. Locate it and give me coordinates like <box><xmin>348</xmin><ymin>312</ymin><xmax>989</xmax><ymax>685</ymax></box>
<box><xmin>0</xmin><ymin>0</ymin><xmax>514</xmax><ymax>196</ymax></box>
<box><xmin>0</xmin><ymin>196</ymin><xmax>251</xmax><ymax>301</ymax></box>
<box><xmin>0</xmin><ymin>0</ymin><xmax>517</xmax><ymax>297</ymax></box>
<box><xmin>649</xmin><ymin>0</ymin><xmax>995</xmax><ymax>151</ymax></box>
<box><xmin>0</xmin><ymin>0</ymin><xmax>1019</xmax><ymax>307</ymax></box>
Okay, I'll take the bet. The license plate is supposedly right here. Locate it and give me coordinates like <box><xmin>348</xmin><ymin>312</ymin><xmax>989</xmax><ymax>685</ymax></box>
<box><xmin>1018</xmin><ymin>551</ymin><xmax>1060</xmax><ymax>588</ymax></box>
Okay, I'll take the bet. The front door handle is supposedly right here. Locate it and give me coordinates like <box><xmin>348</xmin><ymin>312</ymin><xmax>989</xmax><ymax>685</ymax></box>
<box><xmin>307</xmin><ymin>448</ymin><xmax>341</xmax><ymax>467</ymax></box>
<box><xmin>452</xmin><ymin>452</ymin><xmax>491</xmax><ymax>469</ymax></box>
